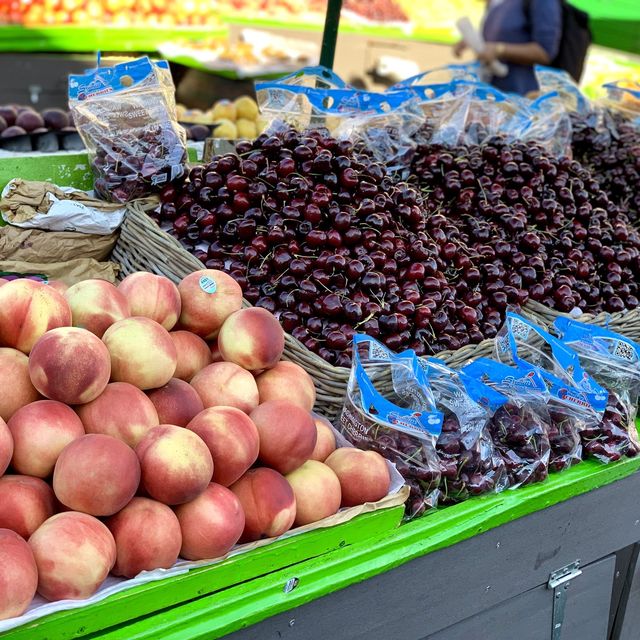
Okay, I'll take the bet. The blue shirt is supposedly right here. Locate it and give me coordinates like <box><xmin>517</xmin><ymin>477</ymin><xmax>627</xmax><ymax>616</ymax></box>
<box><xmin>482</xmin><ymin>0</ymin><xmax>563</xmax><ymax>95</ymax></box>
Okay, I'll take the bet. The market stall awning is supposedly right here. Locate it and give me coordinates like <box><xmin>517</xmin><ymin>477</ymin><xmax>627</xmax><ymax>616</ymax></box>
<box><xmin>572</xmin><ymin>0</ymin><xmax>640</xmax><ymax>55</ymax></box>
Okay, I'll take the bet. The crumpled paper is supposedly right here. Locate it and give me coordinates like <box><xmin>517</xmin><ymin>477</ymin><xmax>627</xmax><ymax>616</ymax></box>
<box><xmin>0</xmin><ymin>226</ymin><xmax>118</xmax><ymax>263</ymax></box>
<box><xmin>0</xmin><ymin>179</ymin><xmax>126</xmax><ymax>234</ymax></box>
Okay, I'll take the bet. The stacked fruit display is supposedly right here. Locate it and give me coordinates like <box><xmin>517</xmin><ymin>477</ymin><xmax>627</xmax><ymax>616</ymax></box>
<box><xmin>177</xmin><ymin>95</ymin><xmax>264</xmax><ymax>142</ymax></box>
<box><xmin>0</xmin><ymin>270</ymin><xmax>392</xmax><ymax>622</ymax></box>
<box><xmin>0</xmin><ymin>0</ymin><xmax>222</xmax><ymax>26</ymax></box>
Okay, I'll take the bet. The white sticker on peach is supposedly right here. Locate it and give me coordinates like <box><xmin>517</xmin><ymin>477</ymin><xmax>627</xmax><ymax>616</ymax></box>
<box><xmin>199</xmin><ymin>276</ymin><xmax>217</xmax><ymax>294</ymax></box>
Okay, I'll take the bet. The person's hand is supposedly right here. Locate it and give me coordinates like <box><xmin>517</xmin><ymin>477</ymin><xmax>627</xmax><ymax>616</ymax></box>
<box><xmin>453</xmin><ymin>40</ymin><xmax>468</xmax><ymax>58</ymax></box>
<box><xmin>477</xmin><ymin>42</ymin><xmax>499</xmax><ymax>64</ymax></box>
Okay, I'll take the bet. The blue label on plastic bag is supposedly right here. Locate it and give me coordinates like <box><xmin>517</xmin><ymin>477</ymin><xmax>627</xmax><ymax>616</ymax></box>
<box><xmin>498</xmin><ymin>312</ymin><xmax>608</xmax><ymax>412</ymax></box>
<box><xmin>69</xmin><ymin>56</ymin><xmax>157</xmax><ymax>101</ymax></box>
<box><xmin>352</xmin><ymin>335</ymin><xmax>443</xmax><ymax>437</ymax></box>
<box><xmin>462</xmin><ymin>357</ymin><xmax>549</xmax><ymax>400</ymax></box>
<box><xmin>554</xmin><ymin>317</ymin><xmax>640</xmax><ymax>367</ymax></box>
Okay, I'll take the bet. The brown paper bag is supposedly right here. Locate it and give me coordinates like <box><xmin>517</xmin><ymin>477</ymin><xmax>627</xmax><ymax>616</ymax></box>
<box><xmin>0</xmin><ymin>226</ymin><xmax>118</xmax><ymax>263</ymax></box>
<box><xmin>0</xmin><ymin>259</ymin><xmax>119</xmax><ymax>285</ymax></box>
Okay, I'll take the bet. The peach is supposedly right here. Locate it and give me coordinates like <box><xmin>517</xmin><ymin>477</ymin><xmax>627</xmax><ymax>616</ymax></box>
<box><xmin>250</xmin><ymin>400</ymin><xmax>317</xmax><ymax>474</ymax></box>
<box><xmin>47</xmin><ymin>279</ymin><xmax>68</xmax><ymax>294</ymax></box>
<box><xmin>0</xmin><ymin>277</ymin><xmax>8</xmax><ymax>287</ymax></box>
<box><xmin>135</xmin><ymin>425</ymin><xmax>213</xmax><ymax>505</ymax></box>
<box><xmin>285</xmin><ymin>460</ymin><xmax>342</xmax><ymax>526</ymax></box>
<box><xmin>29</xmin><ymin>512</ymin><xmax>116</xmax><ymax>601</ymax></box>
<box><xmin>255</xmin><ymin>361</ymin><xmax>316</xmax><ymax>411</ymax></box>
<box><xmin>29</xmin><ymin>327</ymin><xmax>111</xmax><ymax>404</ymax></box>
<box><xmin>177</xmin><ymin>269</ymin><xmax>243</xmax><ymax>339</ymax></box>
<box><xmin>190</xmin><ymin>362</ymin><xmax>259</xmax><ymax>414</ymax></box>
<box><xmin>230</xmin><ymin>468</ymin><xmax>296</xmax><ymax>542</ymax></box>
<box><xmin>147</xmin><ymin>378</ymin><xmax>204</xmax><ymax>427</ymax></box>
<box><xmin>218</xmin><ymin>308</ymin><xmax>285</xmax><ymax>372</ymax></box>
<box><xmin>174</xmin><ymin>483</ymin><xmax>245</xmax><ymax>560</ymax></box>
<box><xmin>0</xmin><ymin>279</ymin><xmax>71</xmax><ymax>353</ymax></box>
<box><xmin>309</xmin><ymin>415</ymin><xmax>337</xmax><ymax>462</ymax></box>
<box><xmin>8</xmin><ymin>400</ymin><xmax>85</xmax><ymax>477</ymax></box>
<box><xmin>325</xmin><ymin>448</ymin><xmax>391</xmax><ymax>507</ymax></box>
<box><xmin>187</xmin><ymin>406</ymin><xmax>259</xmax><ymax>486</ymax></box>
<box><xmin>0</xmin><ymin>475</ymin><xmax>55</xmax><ymax>538</ymax></box>
<box><xmin>76</xmin><ymin>382</ymin><xmax>159</xmax><ymax>448</ymax></box>
<box><xmin>53</xmin><ymin>434</ymin><xmax>140</xmax><ymax>516</ymax></box>
<box><xmin>102</xmin><ymin>317</ymin><xmax>177</xmax><ymax>390</ymax></box>
<box><xmin>118</xmin><ymin>272</ymin><xmax>181</xmax><ymax>331</ymax></box>
<box><xmin>64</xmin><ymin>279</ymin><xmax>130</xmax><ymax>338</ymax></box>
<box><xmin>0</xmin><ymin>348</ymin><xmax>40</xmax><ymax>421</ymax></box>
<box><xmin>169</xmin><ymin>330</ymin><xmax>212</xmax><ymax>381</ymax></box>
<box><xmin>0</xmin><ymin>529</ymin><xmax>38</xmax><ymax>620</ymax></box>
<box><xmin>0</xmin><ymin>418</ymin><xmax>12</xmax><ymax>476</ymax></box>
<box><xmin>209</xmin><ymin>339</ymin><xmax>223</xmax><ymax>363</ymax></box>
<box><xmin>106</xmin><ymin>497</ymin><xmax>182</xmax><ymax>578</ymax></box>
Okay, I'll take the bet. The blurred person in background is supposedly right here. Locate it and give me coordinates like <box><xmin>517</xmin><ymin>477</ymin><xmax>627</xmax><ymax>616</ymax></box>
<box><xmin>454</xmin><ymin>0</ymin><xmax>562</xmax><ymax>96</ymax></box>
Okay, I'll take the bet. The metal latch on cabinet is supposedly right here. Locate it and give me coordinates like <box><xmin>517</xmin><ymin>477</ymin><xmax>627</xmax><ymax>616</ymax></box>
<box><xmin>547</xmin><ymin>560</ymin><xmax>582</xmax><ymax>640</ymax></box>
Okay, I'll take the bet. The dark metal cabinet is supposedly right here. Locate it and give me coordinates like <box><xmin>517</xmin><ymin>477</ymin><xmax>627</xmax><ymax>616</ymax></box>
<box><xmin>425</xmin><ymin>555</ymin><xmax>616</xmax><ymax>640</ymax></box>
<box><xmin>227</xmin><ymin>471</ymin><xmax>640</xmax><ymax>640</ymax></box>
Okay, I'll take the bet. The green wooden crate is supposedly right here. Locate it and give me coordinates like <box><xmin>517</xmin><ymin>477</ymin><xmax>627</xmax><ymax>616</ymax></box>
<box><xmin>86</xmin><ymin>451</ymin><xmax>640</xmax><ymax>640</ymax></box>
<box><xmin>0</xmin><ymin>506</ymin><xmax>404</xmax><ymax>640</ymax></box>
<box><xmin>5</xmin><ymin>448</ymin><xmax>640</xmax><ymax>640</ymax></box>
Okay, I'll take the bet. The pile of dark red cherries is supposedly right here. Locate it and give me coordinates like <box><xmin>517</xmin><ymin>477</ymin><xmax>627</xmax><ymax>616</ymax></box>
<box><xmin>571</xmin><ymin>111</ymin><xmax>640</xmax><ymax>225</ymax></box>
<box><xmin>154</xmin><ymin>125</ymin><xmax>640</xmax><ymax>367</ymax></box>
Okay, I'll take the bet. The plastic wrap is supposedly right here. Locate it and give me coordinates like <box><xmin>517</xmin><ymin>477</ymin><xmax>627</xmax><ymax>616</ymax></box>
<box><xmin>420</xmin><ymin>357</ymin><xmax>508</xmax><ymax>504</ymax></box>
<box><xmin>426</xmin><ymin>81</ymin><xmax>521</xmax><ymax>148</ymax></box>
<box><xmin>69</xmin><ymin>57</ymin><xmax>187</xmax><ymax>203</ymax></box>
<box><xmin>602</xmin><ymin>81</ymin><xmax>640</xmax><ymax>126</ymax></box>
<box><xmin>510</xmin><ymin>92</ymin><xmax>573</xmax><ymax>158</ymax></box>
<box><xmin>389</xmin><ymin>63</ymin><xmax>484</xmax><ymax>88</ymax></box>
<box><xmin>495</xmin><ymin>312</ymin><xmax>608</xmax><ymax>471</ymax></box>
<box><xmin>554</xmin><ymin>318</ymin><xmax>640</xmax><ymax>462</ymax></box>
<box><xmin>256</xmin><ymin>77</ymin><xmax>421</xmax><ymax>172</ymax></box>
<box><xmin>461</xmin><ymin>358</ymin><xmax>551</xmax><ymax>488</ymax></box>
<box><xmin>339</xmin><ymin>335</ymin><xmax>443</xmax><ymax>518</ymax></box>
<box><xmin>534</xmin><ymin>66</ymin><xmax>591</xmax><ymax>115</ymax></box>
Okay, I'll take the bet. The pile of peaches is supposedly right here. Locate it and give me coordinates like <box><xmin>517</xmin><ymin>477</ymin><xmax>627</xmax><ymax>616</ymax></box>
<box><xmin>0</xmin><ymin>269</ymin><xmax>392</xmax><ymax>622</ymax></box>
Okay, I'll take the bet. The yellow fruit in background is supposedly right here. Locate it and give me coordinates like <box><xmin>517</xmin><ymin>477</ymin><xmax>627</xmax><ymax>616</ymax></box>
<box><xmin>234</xmin><ymin>96</ymin><xmax>259</xmax><ymax>121</ymax></box>
<box><xmin>213</xmin><ymin>119</ymin><xmax>238</xmax><ymax>139</ymax></box>
<box><xmin>254</xmin><ymin>115</ymin><xmax>269</xmax><ymax>135</ymax></box>
<box><xmin>236</xmin><ymin>118</ymin><xmax>257</xmax><ymax>140</ymax></box>
<box><xmin>211</xmin><ymin>100</ymin><xmax>237</xmax><ymax>122</ymax></box>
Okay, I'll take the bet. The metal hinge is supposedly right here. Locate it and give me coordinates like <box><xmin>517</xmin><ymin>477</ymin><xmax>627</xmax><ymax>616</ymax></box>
<box><xmin>548</xmin><ymin>561</ymin><xmax>582</xmax><ymax>640</ymax></box>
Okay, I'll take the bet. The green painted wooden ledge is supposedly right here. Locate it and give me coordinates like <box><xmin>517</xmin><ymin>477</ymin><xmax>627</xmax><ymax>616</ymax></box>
<box><xmin>6</xmin><ymin>446</ymin><xmax>640</xmax><ymax>640</ymax></box>
<box><xmin>1</xmin><ymin>506</ymin><xmax>403</xmax><ymax>640</ymax></box>
<box><xmin>88</xmin><ymin>447</ymin><xmax>640</xmax><ymax>640</ymax></box>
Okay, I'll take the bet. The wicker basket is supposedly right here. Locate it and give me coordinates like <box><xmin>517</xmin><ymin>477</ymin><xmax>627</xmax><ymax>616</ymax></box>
<box><xmin>522</xmin><ymin>299</ymin><xmax>640</xmax><ymax>343</ymax></box>
<box><xmin>111</xmin><ymin>201</ymin><xmax>501</xmax><ymax>420</ymax></box>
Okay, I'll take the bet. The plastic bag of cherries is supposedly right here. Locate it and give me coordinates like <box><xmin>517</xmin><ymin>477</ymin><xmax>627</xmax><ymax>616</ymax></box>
<box><xmin>554</xmin><ymin>318</ymin><xmax>640</xmax><ymax>462</ymax></box>
<box><xmin>495</xmin><ymin>312</ymin><xmax>608</xmax><ymax>471</ymax></box>
<box><xmin>462</xmin><ymin>358</ymin><xmax>552</xmax><ymax>488</ymax></box>
<box><xmin>69</xmin><ymin>57</ymin><xmax>187</xmax><ymax>203</ymax></box>
<box><xmin>339</xmin><ymin>335</ymin><xmax>443</xmax><ymax>519</ymax></box>
<box><xmin>420</xmin><ymin>358</ymin><xmax>509</xmax><ymax>505</ymax></box>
